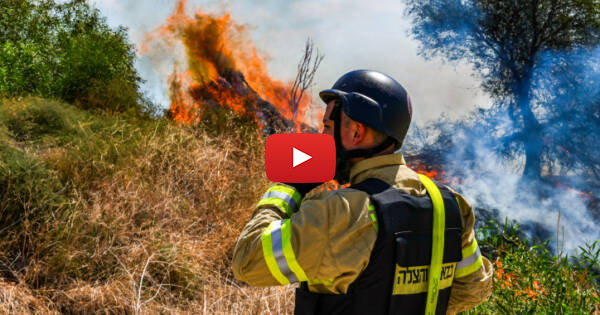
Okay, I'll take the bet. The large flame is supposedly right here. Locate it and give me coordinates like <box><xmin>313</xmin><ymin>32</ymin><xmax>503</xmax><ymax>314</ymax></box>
<box><xmin>142</xmin><ymin>0</ymin><xmax>317</xmax><ymax>129</ymax></box>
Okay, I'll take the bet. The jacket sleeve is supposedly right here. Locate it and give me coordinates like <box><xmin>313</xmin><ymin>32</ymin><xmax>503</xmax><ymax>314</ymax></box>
<box><xmin>231</xmin><ymin>183</ymin><xmax>295</xmax><ymax>287</ymax></box>
<box><xmin>231</xmin><ymin>184</ymin><xmax>376</xmax><ymax>293</ymax></box>
<box><xmin>446</xmin><ymin>191</ymin><xmax>494</xmax><ymax>314</ymax></box>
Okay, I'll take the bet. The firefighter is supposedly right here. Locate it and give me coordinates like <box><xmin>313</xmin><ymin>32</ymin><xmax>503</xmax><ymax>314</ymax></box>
<box><xmin>232</xmin><ymin>70</ymin><xmax>493</xmax><ymax>314</ymax></box>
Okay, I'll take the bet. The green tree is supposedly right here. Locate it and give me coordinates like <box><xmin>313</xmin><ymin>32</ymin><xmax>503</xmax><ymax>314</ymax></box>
<box><xmin>0</xmin><ymin>0</ymin><xmax>156</xmax><ymax>116</ymax></box>
<box><xmin>407</xmin><ymin>0</ymin><xmax>600</xmax><ymax>179</ymax></box>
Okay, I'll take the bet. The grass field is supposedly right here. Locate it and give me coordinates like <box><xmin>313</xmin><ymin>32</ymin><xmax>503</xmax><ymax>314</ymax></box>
<box><xmin>0</xmin><ymin>97</ymin><xmax>598</xmax><ymax>314</ymax></box>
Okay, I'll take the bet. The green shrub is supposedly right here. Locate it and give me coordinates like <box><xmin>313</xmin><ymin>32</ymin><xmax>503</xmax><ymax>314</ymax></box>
<box><xmin>463</xmin><ymin>221</ymin><xmax>600</xmax><ymax>314</ymax></box>
<box><xmin>6</xmin><ymin>102</ymin><xmax>68</xmax><ymax>142</ymax></box>
<box><xmin>0</xmin><ymin>98</ymin><xmax>89</xmax><ymax>144</ymax></box>
<box><xmin>0</xmin><ymin>0</ymin><xmax>158</xmax><ymax>117</ymax></box>
<box><xmin>0</xmin><ymin>143</ymin><xmax>64</xmax><ymax>234</ymax></box>
<box><xmin>0</xmin><ymin>41</ymin><xmax>55</xmax><ymax>96</ymax></box>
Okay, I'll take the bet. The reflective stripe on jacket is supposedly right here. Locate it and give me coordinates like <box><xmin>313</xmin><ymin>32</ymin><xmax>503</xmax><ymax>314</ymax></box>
<box><xmin>232</xmin><ymin>153</ymin><xmax>493</xmax><ymax>314</ymax></box>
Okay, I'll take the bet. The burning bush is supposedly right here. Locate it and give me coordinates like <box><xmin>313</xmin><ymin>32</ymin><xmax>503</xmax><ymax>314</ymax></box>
<box><xmin>142</xmin><ymin>0</ymin><xmax>320</xmax><ymax>133</ymax></box>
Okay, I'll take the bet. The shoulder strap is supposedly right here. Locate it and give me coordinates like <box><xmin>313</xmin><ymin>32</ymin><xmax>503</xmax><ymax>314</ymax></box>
<box><xmin>418</xmin><ymin>174</ymin><xmax>446</xmax><ymax>315</ymax></box>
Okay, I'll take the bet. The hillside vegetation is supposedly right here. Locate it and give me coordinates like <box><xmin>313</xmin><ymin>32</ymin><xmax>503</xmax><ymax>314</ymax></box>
<box><xmin>1</xmin><ymin>97</ymin><xmax>600</xmax><ymax>314</ymax></box>
<box><xmin>0</xmin><ymin>97</ymin><xmax>297</xmax><ymax>313</ymax></box>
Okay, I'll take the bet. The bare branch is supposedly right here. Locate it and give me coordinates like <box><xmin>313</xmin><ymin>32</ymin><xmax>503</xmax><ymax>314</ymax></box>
<box><xmin>289</xmin><ymin>38</ymin><xmax>324</xmax><ymax>120</ymax></box>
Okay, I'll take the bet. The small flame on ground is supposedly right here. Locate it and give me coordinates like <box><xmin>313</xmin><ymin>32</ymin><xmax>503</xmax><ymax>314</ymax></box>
<box><xmin>410</xmin><ymin>163</ymin><xmax>448</xmax><ymax>183</ymax></box>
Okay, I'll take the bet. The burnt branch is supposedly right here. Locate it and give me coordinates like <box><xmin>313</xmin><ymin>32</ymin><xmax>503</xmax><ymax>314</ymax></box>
<box><xmin>289</xmin><ymin>38</ymin><xmax>324</xmax><ymax>120</ymax></box>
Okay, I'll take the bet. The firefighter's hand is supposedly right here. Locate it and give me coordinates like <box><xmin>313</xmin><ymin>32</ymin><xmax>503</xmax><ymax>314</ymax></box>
<box><xmin>282</xmin><ymin>182</ymin><xmax>323</xmax><ymax>198</ymax></box>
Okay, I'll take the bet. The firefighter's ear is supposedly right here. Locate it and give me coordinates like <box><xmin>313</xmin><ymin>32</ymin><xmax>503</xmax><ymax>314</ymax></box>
<box><xmin>353</xmin><ymin>123</ymin><xmax>365</xmax><ymax>144</ymax></box>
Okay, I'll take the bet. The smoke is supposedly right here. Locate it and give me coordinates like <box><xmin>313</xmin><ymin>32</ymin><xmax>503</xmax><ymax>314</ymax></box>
<box><xmin>445</xmin><ymin>124</ymin><xmax>599</xmax><ymax>254</ymax></box>
<box><xmin>407</xmin><ymin>46</ymin><xmax>600</xmax><ymax>254</ymax></box>
<box><xmin>531</xmin><ymin>48</ymin><xmax>600</xmax><ymax>179</ymax></box>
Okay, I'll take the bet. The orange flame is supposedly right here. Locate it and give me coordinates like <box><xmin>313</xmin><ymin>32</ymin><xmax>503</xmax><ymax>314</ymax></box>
<box><xmin>142</xmin><ymin>0</ymin><xmax>315</xmax><ymax>129</ymax></box>
<box><xmin>409</xmin><ymin>163</ymin><xmax>448</xmax><ymax>183</ymax></box>
<box><xmin>317</xmin><ymin>181</ymin><xmax>351</xmax><ymax>192</ymax></box>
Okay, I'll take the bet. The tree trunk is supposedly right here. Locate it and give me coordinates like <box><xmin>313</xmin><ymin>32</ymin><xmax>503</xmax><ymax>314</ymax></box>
<box><xmin>516</xmin><ymin>72</ymin><xmax>543</xmax><ymax>180</ymax></box>
<box><xmin>522</xmin><ymin>118</ymin><xmax>543</xmax><ymax>179</ymax></box>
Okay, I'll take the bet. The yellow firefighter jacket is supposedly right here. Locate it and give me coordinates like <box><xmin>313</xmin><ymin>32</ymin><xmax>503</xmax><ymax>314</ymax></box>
<box><xmin>232</xmin><ymin>153</ymin><xmax>493</xmax><ymax>314</ymax></box>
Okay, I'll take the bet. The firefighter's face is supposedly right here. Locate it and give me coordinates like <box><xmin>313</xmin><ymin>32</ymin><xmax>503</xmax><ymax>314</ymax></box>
<box><xmin>322</xmin><ymin>100</ymin><xmax>366</xmax><ymax>151</ymax></box>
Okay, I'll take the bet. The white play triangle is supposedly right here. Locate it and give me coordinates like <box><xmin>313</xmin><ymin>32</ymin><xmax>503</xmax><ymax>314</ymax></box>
<box><xmin>293</xmin><ymin>147</ymin><xmax>312</xmax><ymax>168</ymax></box>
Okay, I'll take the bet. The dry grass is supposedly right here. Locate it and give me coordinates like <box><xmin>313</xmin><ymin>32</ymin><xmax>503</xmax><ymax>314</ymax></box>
<box><xmin>0</xmin><ymin>281</ymin><xmax>56</xmax><ymax>314</ymax></box>
<box><xmin>0</xmin><ymin>98</ymin><xmax>296</xmax><ymax>314</ymax></box>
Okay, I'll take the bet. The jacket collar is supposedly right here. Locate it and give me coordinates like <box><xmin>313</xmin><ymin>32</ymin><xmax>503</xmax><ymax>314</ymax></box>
<box><xmin>349</xmin><ymin>152</ymin><xmax>406</xmax><ymax>185</ymax></box>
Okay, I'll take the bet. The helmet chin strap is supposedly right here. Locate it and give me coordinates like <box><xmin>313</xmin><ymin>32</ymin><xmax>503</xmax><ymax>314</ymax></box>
<box><xmin>331</xmin><ymin>102</ymin><xmax>397</xmax><ymax>184</ymax></box>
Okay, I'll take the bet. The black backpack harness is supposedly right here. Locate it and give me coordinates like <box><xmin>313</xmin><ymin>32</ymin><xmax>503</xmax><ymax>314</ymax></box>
<box><xmin>295</xmin><ymin>176</ymin><xmax>463</xmax><ymax>315</ymax></box>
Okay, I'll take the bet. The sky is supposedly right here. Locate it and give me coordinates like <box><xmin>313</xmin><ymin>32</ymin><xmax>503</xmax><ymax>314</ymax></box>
<box><xmin>90</xmin><ymin>0</ymin><xmax>491</xmax><ymax>123</ymax></box>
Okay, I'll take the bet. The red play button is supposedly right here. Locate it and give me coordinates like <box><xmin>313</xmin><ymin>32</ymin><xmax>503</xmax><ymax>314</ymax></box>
<box><xmin>265</xmin><ymin>133</ymin><xmax>335</xmax><ymax>183</ymax></box>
